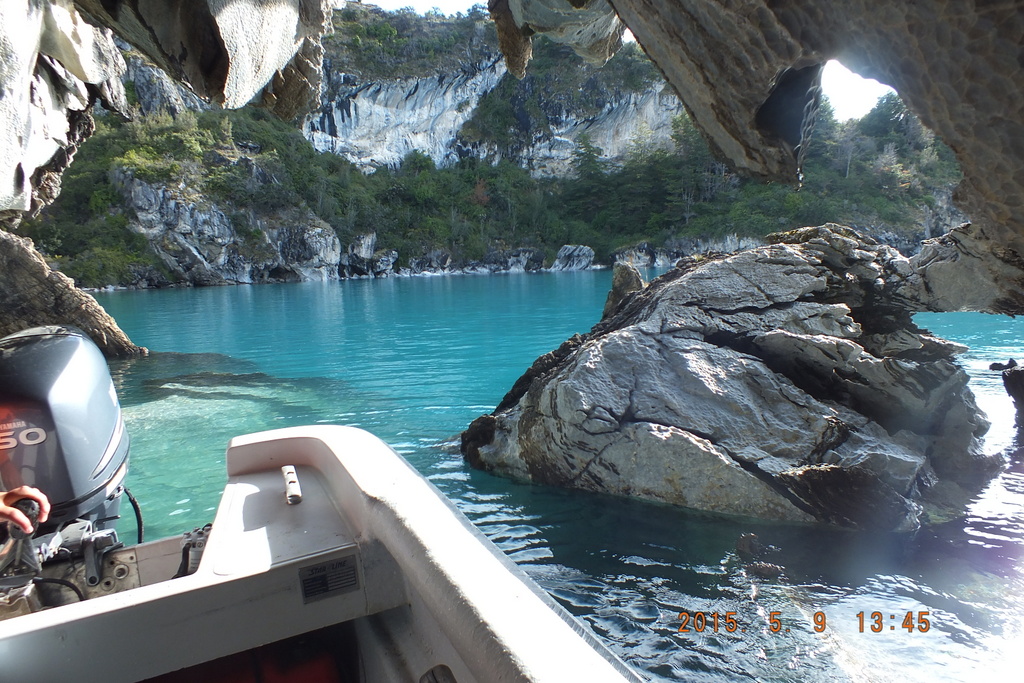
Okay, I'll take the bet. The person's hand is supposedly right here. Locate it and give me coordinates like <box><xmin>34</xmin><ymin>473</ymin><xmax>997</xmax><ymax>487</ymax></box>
<box><xmin>0</xmin><ymin>486</ymin><xmax>50</xmax><ymax>534</ymax></box>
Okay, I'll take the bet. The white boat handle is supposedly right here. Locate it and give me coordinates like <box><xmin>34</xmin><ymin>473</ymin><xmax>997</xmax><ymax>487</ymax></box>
<box><xmin>281</xmin><ymin>465</ymin><xmax>302</xmax><ymax>504</ymax></box>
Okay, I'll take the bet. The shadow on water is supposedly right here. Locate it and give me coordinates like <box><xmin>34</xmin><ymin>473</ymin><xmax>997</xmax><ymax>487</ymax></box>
<box><xmin>109</xmin><ymin>351</ymin><xmax>398</xmax><ymax>423</ymax></box>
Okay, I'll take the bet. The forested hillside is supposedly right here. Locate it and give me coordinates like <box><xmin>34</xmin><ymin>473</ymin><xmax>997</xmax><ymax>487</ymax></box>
<box><xmin>564</xmin><ymin>92</ymin><xmax>963</xmax><ymax>250</ymax></box>
<box><xmin>13</xmin><ymin>6</ymin><xmax>963</xmax><ymax>287</ymax></box>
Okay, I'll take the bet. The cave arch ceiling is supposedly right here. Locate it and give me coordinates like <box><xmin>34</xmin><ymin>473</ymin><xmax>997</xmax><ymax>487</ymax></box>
<box><xmin>0</xmin><ymin>0</ymin><xmax>328</xmax><ymax>219</ymax></box>
<box><xmin>493</xmin><ymin>0</ymin><xmax>1024</xmax><ymax>314</ymax></box>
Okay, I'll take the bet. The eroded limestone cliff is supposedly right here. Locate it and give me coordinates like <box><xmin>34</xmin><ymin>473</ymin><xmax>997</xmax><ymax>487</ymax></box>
<box><xmin>304</xmin><ymin>39</ymin><xmax>683</xmax><ymax>176</ymax></box>
<box><xmin>114</xmin><ymin>169</ymin><xmax>342</xmax><ymax>285</ymax></box>
<box><xmin>305</xmin><ymin>54</ymin><xmax>508</xmax><ymax>171</ymax></box>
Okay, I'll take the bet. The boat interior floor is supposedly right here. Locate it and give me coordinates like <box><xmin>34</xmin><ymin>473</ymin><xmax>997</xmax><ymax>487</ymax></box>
<box><xmin>142</xmin><ymin>619</ymin><xmax>459</xmax><ymax>683</ymax></box>
<box><xmin>143</xmin><ymin>621</ymin><xmax>359</xmax><ymax>683</ymax></box>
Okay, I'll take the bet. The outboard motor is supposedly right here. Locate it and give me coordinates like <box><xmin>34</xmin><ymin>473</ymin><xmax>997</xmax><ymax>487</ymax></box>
<box><xmin>0</xmin><ymin>326</ymin><xmax>134</xmax><ymax>615</ymax></box>
<box><xmin>0</xmin><ymin>326</ymin><xmax>128</xmax><ymax>533</ymax></box>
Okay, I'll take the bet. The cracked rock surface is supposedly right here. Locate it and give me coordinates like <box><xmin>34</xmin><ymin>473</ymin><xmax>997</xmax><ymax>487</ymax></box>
<box><xmin>493</xmin><ymin>0</ymin><xmax>1024</xmax><ymax>314</ymax></box>
<box><xmin>462</xmin><ymin>225</ymin><xmax>997</xmax><ymax>530</ymax></box>
<box><xmin>0</xmin><ymin>230</ymin><xmax>143</xmax><ymax>356</ymax></box>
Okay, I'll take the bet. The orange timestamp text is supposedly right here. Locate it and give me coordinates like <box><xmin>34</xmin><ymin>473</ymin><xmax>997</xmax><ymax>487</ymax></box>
<box><xmin>676</xmin><ymin>610</ymin><xmax>931</xmax><ymax>634</ymax></box>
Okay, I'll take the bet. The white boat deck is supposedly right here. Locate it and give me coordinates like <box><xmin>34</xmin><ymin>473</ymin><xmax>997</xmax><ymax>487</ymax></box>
<box><xmin>0</xmin><ymin>426</ymin><xmax>643</xmax><ymax>683</ymax></box>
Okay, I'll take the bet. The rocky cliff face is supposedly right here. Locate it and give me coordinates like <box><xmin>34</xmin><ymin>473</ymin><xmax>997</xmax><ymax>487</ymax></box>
<box><xmin>481</xmin><ymin>80</ymin><xmax>684</xmax><ymax>177</ymax></box>
<box><xmin>114</xmin><ymin>169</ymin><xmax>341</xmax><ymax>285</ymax></box>
<box><xmin>305</xmin><ymin>55</ymin><xmax>507</xmax><ymax>171</ymax></box>
<box><xmin>122</xmin><ymin>45</ymin><xmax>208</xmax><ymax>118</ymax></box>
<box><xmin>304</xmin><ymin>42</ymin><xmax>683</xmax><ymax>176</ymax></box>
<box><xmin>463</xmin><ymin>225</ymin><xmax>998</xmax><ymax>530</ymax></box>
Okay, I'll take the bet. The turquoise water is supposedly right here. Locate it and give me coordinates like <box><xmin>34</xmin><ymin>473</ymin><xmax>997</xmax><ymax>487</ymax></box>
<box><xmin>94</xmin><ymin>275</ymin><xmax>1024</xmax><ymax>682</ymax></box>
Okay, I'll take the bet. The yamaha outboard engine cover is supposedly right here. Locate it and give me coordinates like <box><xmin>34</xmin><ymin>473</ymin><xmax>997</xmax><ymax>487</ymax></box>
<box><xmin>0</xmin><ymin>326</ymin><xmax>128</xmax><ymax>533</ymax></box>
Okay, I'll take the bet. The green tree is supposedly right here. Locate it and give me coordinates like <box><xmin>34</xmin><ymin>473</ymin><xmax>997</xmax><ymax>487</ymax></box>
<box><xmin>858</xmin><ymin>92</ymin><xmax>908</xmax><ymax>141</ymax></box>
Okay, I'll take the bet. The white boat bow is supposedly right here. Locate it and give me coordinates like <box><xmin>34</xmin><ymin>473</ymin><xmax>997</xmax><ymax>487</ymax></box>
<box><xmin>0</xmin><ymin>425</ymin><xmax>644</xmax><ymax>683</ymax></box>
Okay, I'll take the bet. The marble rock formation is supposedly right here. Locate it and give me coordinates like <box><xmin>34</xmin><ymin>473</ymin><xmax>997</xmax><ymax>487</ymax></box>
<box><xmin>404</xmin><ymin>248</ymin><xmax>537</xmax><ymax>275</ymax></box>
<box><xmin>0</xmin><ymin>0</ymin><xmax>331</xmax><ymax>356</ymax></box>
<box><xmin>478</xmin><ymin>247</ymin><xmax>545</xmax><ymax>273</ymax></box>
<box><xmin>339</xmin><ymin>232</ymin><xmax>399</xmax><ymax>278</ymax></box>
<box><xmin>114</xmin><ymin>168</ymin><xmax>342</xmax><ymax>286</ymax></box>
<box><xmin>0</xmin><ymin>230</ymin><xmax>143</xmax><ymax>357</ymax></box>
<box><xmin>306</xmin><ymin>54</ymin><xmax>507</xmax><ymax>172</ymax></box>
<box><xmin>1</xmin><ymin>0</ymin><xmax>329</xmax><ymax>218</ymax></box>
<box><xmin>305</xmin><ymin>41</ymin><xmax>683</xmax><ymax>178</ymax></box>
<box><xmin>488</xmin><ymin>0</ymin><xmax>626</xmax><ymax>79</ymax></box>
<box><xmin>462</xmin><ymin>225</ymin><xmax>997</xmax><ymax>530</ymax></box>
<box><xmin>990</xmin><ymin>360</ymin><xmax>1024</xmax><ymax>426</ymax></box>
<box><xmin>549</xmin><ymin>244</ymin><xmax>595</xmax><ymax>271</ymax></box>
<box><xmin>601</xmin><ymin>263</ymin><xmax>644</xmax><ymax>319</ymax></box>
<box><xmin>491</xmin><ymin>0</ymin><xmax>1024</xmax><ymax>315</ymax></box>
<box><xmin>340</xmin><ymin>233</ymin><xmax>386</xmax><ymax>278</ymax></box>
<box><xmin>122</xmin><ymin>45</ymin><xmax>209</xmax><ymax>118</ymax></box>
<box><xmin>407</xmin><ymin>250</ymin><xmax>456</xmax><ymax>275</ymax></box>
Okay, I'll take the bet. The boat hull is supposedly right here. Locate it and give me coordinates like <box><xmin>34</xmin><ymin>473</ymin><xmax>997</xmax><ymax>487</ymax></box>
<box><xmin>0</xmin><ymin>426</ymin><xmax>641</xmax><ymax>682</ymax></box>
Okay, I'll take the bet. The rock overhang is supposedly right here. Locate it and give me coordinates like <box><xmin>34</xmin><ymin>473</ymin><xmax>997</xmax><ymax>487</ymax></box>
<box><xmin>2</xmin><ymin>0</ymin><xmax>331</xmax><ymax>218</ymax></box>
<box><xmin>492</xmin><ymin>0</ymin><xmax>1024</xmax><ymax>314</ymax></box>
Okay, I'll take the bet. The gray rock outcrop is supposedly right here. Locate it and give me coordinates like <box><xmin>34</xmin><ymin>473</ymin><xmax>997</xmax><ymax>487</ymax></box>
<box><xmin>304</xmin><ymin>53</ymin><xmax>683</xmax><ymax>177</ymax></box>
<box><xmin>407</xmin><ymin>249</ymin><xmax>455</xmax><ymax>276</ymax></box>
<box><xmin>339</xmin><ymin>232</ymin><xmax>396</xmax><ymax>278</ymax></box>
<box><xmin>116</xmin><ymin>170</ymin><xmax>341</xmax><ymax>285</ymax></box>
<box><xmin>462</xmin><ymin>225</ymin><xmax>997</xmax><ymax>530</ymax></box>
<box><xmin>612</xmin><ymin>236</ymin><xmax>765</xmax><ymax>269</ymax></box>
<box><xmin>499</xmin><ymin>81</ymin><xmax>684</xmax><ymax>177</ymax></box>
<box><xmin>996</xmin><ymin>362</ymin><xmax>1024</xmax><ymax>426</ymax></box>
<box><xmin>479</xmin><ymin>247</ymin><xmax>544</xmax><ymax>273</ymax></box>
<box><xmin>306</xmin><ymin>55</ymin><xmax>507</xmax><ymax>171</ymax></box>
<box><xmin>338</xmin><ymin>238</ymin><xmax>546</xmax><ymax>278</ymax></box>
<box><xmin>612</xmin><ymin>242</ymin><xmax>675</xmax><ymax>269</ymax></box>
<box><xmin>122</xmin><ymin>47</ymin><xmax>208</xmax><ymax>117</ymax></box>
<box><xmin>403</xmin><ymin>247</ymin><xmax>544</xmax><ymax>276</ymax></box>
<box><xmin>549</xmin><ymin>245</ymin><xmax>594</xmax><ymax>271</ymax></box>
<box><xmin>372</xmin><ymin>249</ymin><xmax>400</xmax><ymax>276</ymax></box>
<box><xmin>0</xmin><ymin>230</ymin><xmax>144</xmax><ymax>357</ymax></box>
<box><xmin>602</xmin><ymin>263</ymin><xmax>644</xmax><ymax>319</ymax></box>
